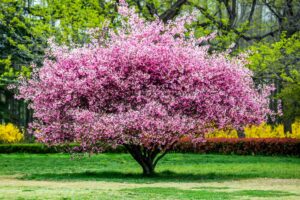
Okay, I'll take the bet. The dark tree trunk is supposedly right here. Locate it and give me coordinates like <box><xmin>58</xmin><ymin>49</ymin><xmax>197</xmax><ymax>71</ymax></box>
<box><xmin>124</xmin><ymin>144</ymin><xmax>170</xmax><ymax>176</ymax></box>
<box><xmin>282</xmin><ymin>97</ymin><xmax>294</xmax><ymax>134</ymax></box>
<box><xmin>141</xmin><ymin>161</ymin><xmax>154</xmax><ymax>176</ymax></box>
<box><xmin>237</xmin><ymin>129</ymin><xmax>245</xmax><ymax>138</ymax></box>
<box><xmin>283</xmin><ymin>117</ymin><xmax>293</xmax><ymax>133</ymax></box>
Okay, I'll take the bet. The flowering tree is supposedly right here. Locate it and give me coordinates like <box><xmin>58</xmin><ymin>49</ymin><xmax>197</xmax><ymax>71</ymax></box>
<box><xmin>18</xmin><ymin>1</ymin><xmax>272</xmax><ymax>175</ymax></box>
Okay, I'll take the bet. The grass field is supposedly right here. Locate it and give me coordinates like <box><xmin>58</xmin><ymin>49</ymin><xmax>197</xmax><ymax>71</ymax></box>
<box><xmin>0</xmin><ymin>153</ymin><xmax>300</xmax><ymax>199</ymax></box>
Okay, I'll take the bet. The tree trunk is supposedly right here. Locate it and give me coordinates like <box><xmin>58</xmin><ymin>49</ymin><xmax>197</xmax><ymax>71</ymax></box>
<box><xmin>283</xmin><ymin>117</ymin><xmax>293</xmax><ymax>133</ymax></box>
<box><xmin>124</xmin><ymin>144</ymin><xmax>170</xmax><ymax>176</ymax></box>
<box><xmin>282</xmin><ymin>97</ymin><xmax>294</xmax><ymax>134</ymax></box>
<box><xmin>237</xmin><ymin>129</ymin><xmax>245</xmax><ymax>138</ymax></box>
<box><xmin>141</xmin><ymin>162</ymin><xmax>154</xmax><ymax>176</ymax></box>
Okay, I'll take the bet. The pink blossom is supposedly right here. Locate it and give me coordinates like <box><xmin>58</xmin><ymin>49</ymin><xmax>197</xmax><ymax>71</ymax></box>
<box><xmin>17</xmin><ymin>2</ymin><xmax>272</xmax><ymax>153</ymax></box>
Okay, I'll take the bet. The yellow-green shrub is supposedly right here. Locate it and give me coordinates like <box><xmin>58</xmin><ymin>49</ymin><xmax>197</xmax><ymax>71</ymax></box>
<box><xmin>206</xmin><ymin>129</ymin><xmax>238</xmax><ymax>138</ymax></box>
<box><xmin>0</xmin><ymin>123</ymin><xmax>23</xmax><ymax>143</ymax></box>
<box><xmin>244</xmin><ymin>122</ymin><xmax>300</xmax><ymax>139</ymax></box>
<box><xmin>244</xmin><ymin>123</ymin><xmax>285</xmax><ymax>138</ymax></box>
<box><xmin>206</xmin><ymin>121</ymin><xmax>300</xmax><ymax>139</ymax></box>
<box><xmin>288</xmin><ymin>122</ymin><xmax>300</xmax><ymax>139</ymax></box>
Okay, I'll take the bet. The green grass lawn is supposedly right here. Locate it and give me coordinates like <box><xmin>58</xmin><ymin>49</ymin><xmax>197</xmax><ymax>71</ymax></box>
<box><xmin>0</xmin><ymin>153</ymin><xmax>300</xmax><ymax>199</ymax></box>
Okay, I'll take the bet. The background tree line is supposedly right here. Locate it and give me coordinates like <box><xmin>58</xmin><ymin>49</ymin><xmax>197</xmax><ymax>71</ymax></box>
<box><xmin>0</xmin><ymin>0</ymin><xmax>299</xmax><ymax>137</ymax></box>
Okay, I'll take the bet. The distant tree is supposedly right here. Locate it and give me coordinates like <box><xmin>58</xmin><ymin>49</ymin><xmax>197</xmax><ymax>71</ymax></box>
<box><xmin>0</xmin><ymin>0</ymin><xmax>44</xmax><ymax>85</ymax></box>
<box><xmin>248</xmin><ymin>33</ymin><xmax>300</xmax><ymax>132</ymax></box>
<box><xmin>0</xmin><ymin>0</ymin><xmax>45</xmax><ymax>125</ymax></box>
<box><xmin>262</xmin><ymin>0</ymin><xmax>300</xmax><ymax>37</ymax></box>
<box><xmin>28</xmin><ymin>0</ymin><xmax>116</xmax><ymax>44</ymax></box>
<box><xmin>0</xmin><ymin>0</ymin><xmax>113</xmax><ymax>126</ymax></box>
<box><xmin>18</xmin><ymin>1</ymin><xmax>272</xmax><ymax>175</ymax></box>
<box><xmin>127</xmin><ymin>0</ymin><xmax>299</xmax><ymax>50</ymax></box>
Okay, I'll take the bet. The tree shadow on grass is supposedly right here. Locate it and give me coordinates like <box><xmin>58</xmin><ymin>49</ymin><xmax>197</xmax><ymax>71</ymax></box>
<box><xmin>21</xmin><ymin>170</ymin><xmax>263</xmax><ymax>183</ymax></box>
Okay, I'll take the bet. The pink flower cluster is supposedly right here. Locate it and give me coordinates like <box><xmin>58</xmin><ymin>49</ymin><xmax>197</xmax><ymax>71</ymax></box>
<box><xmin>18</xmin><ymin>1</ymin><xmax>272</xmax><ymax>152</ymax></box>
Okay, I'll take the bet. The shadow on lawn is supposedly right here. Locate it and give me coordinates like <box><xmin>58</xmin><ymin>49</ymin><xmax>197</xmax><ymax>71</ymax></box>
<box><xmin>22</xmin><ymin>170</ymin><xmax>260</xmax><ymax>183</ymax></box>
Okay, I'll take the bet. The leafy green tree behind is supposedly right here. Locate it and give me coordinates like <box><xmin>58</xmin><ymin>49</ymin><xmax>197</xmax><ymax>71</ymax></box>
<box><xmin>0</xmin><ymin>0</ymin><xmax>116</xmax><ymax>126</ymax></box>
<box><xmin>0</xmin><ymin>0</ymin><xmax>44</xmax><ymax>84</ymax></box>
<box><xmin>248</xmin><ymin>33</ymin><xmax>300</xmax><ymax>132</ymax></box>
<box><xmin>0</xmin><ymin>0</ymin><xmax>45</xmax><ymax>125</ymax></box>
<box><xmin>29</xmin><ymin>0</ymin><xmax>117</xmax><ymax>44</ymax></box>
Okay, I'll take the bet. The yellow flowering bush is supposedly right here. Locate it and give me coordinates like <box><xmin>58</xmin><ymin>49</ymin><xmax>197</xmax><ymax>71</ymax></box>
<box><xmin>244</xmin><ymin>123</ymin><xmax>285</xmax><ymax>138</ymax></box>
<box><xmin>206</xmin><ymin>121</ymin><xmax>300</xmax><ymax>139</ymax></box>
<box><xmin>206</xmin><ymin>129</ymin><xmax>238</xmax><ymax>138</ymax></box>
<box><xmin>288</xmin><ymin>122</ymin><xmax>300</xmax><ymax>139</ymax></box>
<box><xmin>0</xmin><ymin>123</ymin><xmax>23</xmax><ymax>143</ymax></box>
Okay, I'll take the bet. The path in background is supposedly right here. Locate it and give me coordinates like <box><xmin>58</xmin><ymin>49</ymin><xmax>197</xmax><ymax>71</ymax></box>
<box><xmin>1</xmin><ymin>176</ymin><xmax>300</xmax><ymax>199</ymax></box>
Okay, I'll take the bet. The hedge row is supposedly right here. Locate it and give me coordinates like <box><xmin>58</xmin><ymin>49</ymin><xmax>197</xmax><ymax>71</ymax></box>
<box><xmin>0</xmin><ymin>143</ymin><xmax>73</xmax><ymax>154</ymax></box>
<box><xmin>176</xmin><ymin>138</ymin><xmax>300</xmax><ymax>156</ymax></box>
<box><xmin>0</xmin><ymin>138</ymin><xmax>299</xmax><ymax>156</ymax></box>
<box><xmin>0</xmin><ymin>143</ymin><xmax>126</xmax><ymax>154</ymax></box>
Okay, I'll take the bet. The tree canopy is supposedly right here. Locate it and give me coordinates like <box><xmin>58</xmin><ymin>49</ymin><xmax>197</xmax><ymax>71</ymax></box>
<box><xmin>17</xmin><ymin>1</ymin><xmax>272</xmax><ymax>175</ymax></box>
<box><xmin>1</xmin><ymin>0</ymin><xmax>299</xmax><ymax>134</ymax></box>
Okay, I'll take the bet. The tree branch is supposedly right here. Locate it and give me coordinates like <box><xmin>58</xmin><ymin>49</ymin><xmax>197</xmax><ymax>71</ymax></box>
<box><xmin>153</xmin><ymin>141</ymin><xmax>177</xmax><ymax>168</ymax></box>
<box><xmin>240</xmin><ymin>29</ymin><xmax>279</xmax><ymax>41</ymax></box>
<box><xmin>146</xmin><ymin>2</ymin><xmax>158</xmax><ymax>17</ymax></box>
<box><xmin>133</xmin><ymin>0</ymin><xmax>143</xmax><ymax>12</ymax></box>
<box><xmin>159</xmin><ymin>0</ymin><xmax>188</xmax><ymax>22</ymax></box>
<box><xmin>230</xmin><ymin>0</ymin><xmax>237</xmax><ymax>27</ymax></box>
<box><xmin>263</xmin><ymin>0</ymin><xmax>282</xmax><ymax>20</ymax></box>
<box><xmin>248</xmin><ymin>0</ymin><xmax>257</xmax><ymax>24</ymax></box>
<box><xmin>153</xmin><ymin>150</ymin><xmax>168</xmax><ymax>168</ymax></box>
<box><xmin>192</xmin><ymin>1</ymin><xmax>278</xmax><ymax>41</ymax></box>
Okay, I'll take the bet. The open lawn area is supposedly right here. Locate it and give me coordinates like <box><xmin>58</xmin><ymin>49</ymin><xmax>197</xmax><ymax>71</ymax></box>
<box><xmin>0</xmin><ymin>153</ymin><xmax>300</xmax><ymax>199</ymax></box>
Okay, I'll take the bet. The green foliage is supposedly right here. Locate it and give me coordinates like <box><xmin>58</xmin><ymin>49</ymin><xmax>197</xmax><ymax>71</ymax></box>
<box><xmin>248</xmin><ymin>33</ymin><xmax>300</xmax><ymax>81</ymax></box>
<box><xmin>0</xmin><ymin>0</ymin><xmax>45</xmax><ymax>125</ymax></box>
<box><xmin>0</xmin><ymin>143</ymin><xmax>126</xmax><ymax>154</ymax></box>
<box><xmin>0</xmin><ymin>0</ymin><xmax>45</xmax><ymax>86</ymax></box>
<box><xmin>247</xmin><ymin>32</ymin><xmax>300</xmax><ymax>129</ymax></box>
<box><xmin>0</xmin><ymin>0</ymin><xmax>116</xmax><ymax>86</ymax></box>
<box><xmin>30</xmin><ymin>0</ymin><xmax>116</xmax><ymax>44</ymax></box>
<box><xmin>0</xmin><ymin>143</ymin><xmax>64</xmax><ymax>153</ymax></box>
<box><xmin>0</xmin><ymin>0</ymin><xmax>113</xmax><ymax>125</ymax></box>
